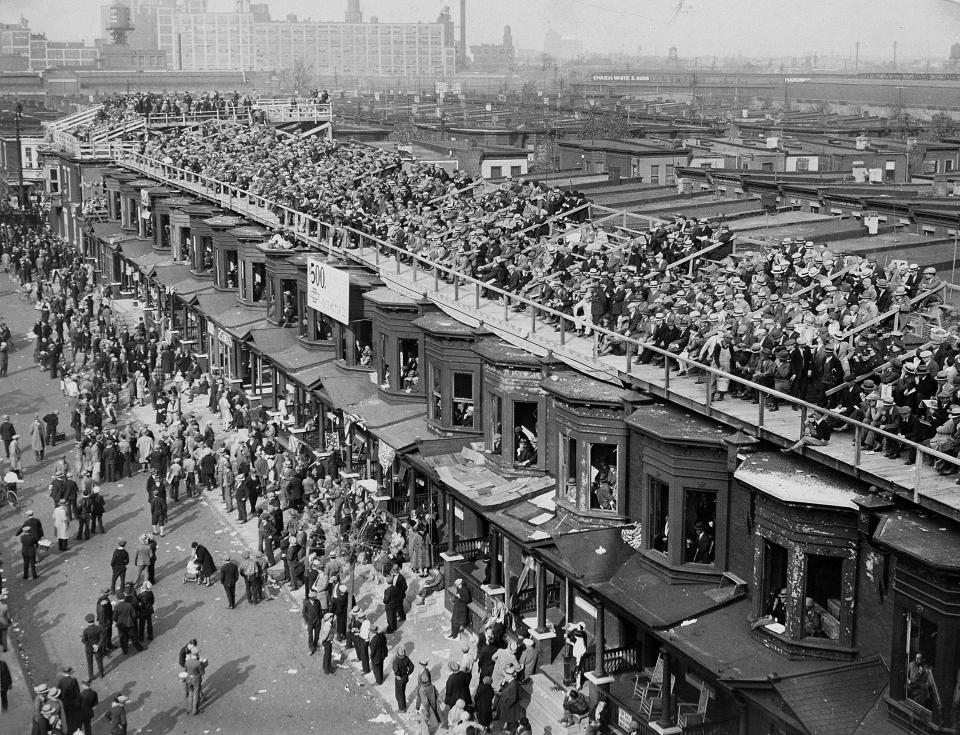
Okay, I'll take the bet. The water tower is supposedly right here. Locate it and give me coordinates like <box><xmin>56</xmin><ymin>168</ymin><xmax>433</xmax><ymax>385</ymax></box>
<box><xmin>106</xmin><ymin>2</ymin><xmax>135</xmax><ymax>46</ymax></box>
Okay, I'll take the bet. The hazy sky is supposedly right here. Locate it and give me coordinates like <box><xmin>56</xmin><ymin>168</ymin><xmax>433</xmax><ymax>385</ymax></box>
<box><xmin>2</xmin><ymin>0</ymin><xmax>959</xmax><ymax>60</ymax></box>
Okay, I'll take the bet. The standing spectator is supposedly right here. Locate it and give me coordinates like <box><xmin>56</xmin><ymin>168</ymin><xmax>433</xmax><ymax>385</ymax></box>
<box><xmin>76</xmin><ymin>488</ymin><xmax>93</xmax><ymax>541</ymax></box>
<box><xmin>112</xmin><ymin>592</ymin><xmax>142</xmax><ymax>654</ymax></box>
<box><xmin>90</xmin><ymin>487</ymin><xmax>106</xmax><ymax>534</ymax></box>
<box><xmin>0</xmin><ymin>656</ymin><xmax>10</xmax><ymax>711</ymax></box>
<box><xmin>0</xmin><ymin>415</ymin><xmax>14</xmax><ymax>459</ymax></box>
<box><xmin>190</xmin><ymin>541</ymin><xmax>217</xmax><ymax>586</ymax></box>
<box><xmin>220</xmin><ymin>555</ymin><xmax>239</xmax><ymax>609</ymax></box>
<box><xmin>78</xmin><ymin>681</ymin><xmax>99</xmax><ymax>735</ymax></box>
<box><xmin>81</xmin><ymin>613</ymin><xmax>105</xmax><ymax>682</ymax></box>
<box><xmin>0</xmin><ymin>597</ymin><xmax>9</xmax><ymax>652</ymax></box>
<box><xmin>29</xmin><ymin>413</ymin><xmax>46</xmax><ymax>463</ymax></box>
<box><xmin>392</xmin><ymin>645</ymin><xmax>415</xmax><ymax>712</ymax></box>
<box><xmin>414</xmin><ymin>669</ymin><xmax>441</xmax><ymax>735</ymax></box>
<box><xmin>320</xmin><ymin>612</ymin><xmax>335</xmax><ymax>674</ymax></box>
<box><xmin>43</xmin><ymin>411</ymin><xmax>59</xmax><ymax>447</ymax></box>
<box><xmin>369</xmin><ymin>624</ymin><xmax>388</xmax><ymax>685</ymax></box>
<box><xmin>18</xmin><ymin>523</ymin><xmax>39</xmax><ymax>579</ymax></box>
<box><xmin>96</xmin><ymin>588</ymin><xmax>114</xmax><ymax>654</ymax></box>
<box><xmin>133</xmin><ymin>535</ymin><xmax>151</xmax><ymax>586</ymax></box>
<box><xmin>302</xmin><ymin>592</ymin><xmax>321</xmax><ymax>654</ymax></box>
<box><xmin>383</xmin><ymin>575</ymin><xmax>401</xmax><ymax>633</ymax></box>
<box><xmin>105</xmin><ymin>694</ymin><xmax>129</xmax><ymax>734</ymax></box>
<box><xmin>150</xmin><ymin>489</ymin><xmax>167</xmax><ymax>537</ymax></box>
<box><xmin>448</xmin><ymin>578</ymin><xmax>471</xmax><ymax>641</ymax></box>
<box><xmin>474</xmin><ymin>675</ymin><xmax>495</xmax><ymax>733</ymax></box>
<box><xmin>109</xmin><ymin>539</ymin><xmax>129</xmax><ymax>593</ymax></box>
<box><xmin>53</xmin><ymin>501</ymin><xmax>71</xmax><ymax>551</ymax></box>
<box><xmin>137</xmin><ymin>582</ymin><xmax>155</xmax><ymax>642</ymax></box>
<box><xmin>8</xmin><ymin>434</ymin><xmax>22</xmax><ymax>477</ymax></box>
<box><xmin>498</xmin><ymin>668</ymin><xmax>523</xmax><ymax>734</ymax></box>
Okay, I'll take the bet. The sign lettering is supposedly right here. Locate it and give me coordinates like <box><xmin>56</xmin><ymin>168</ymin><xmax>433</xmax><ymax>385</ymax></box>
<box><xmin>307</xmin><ymin>257</ymin><xmax>351</xmax><ymax>324</ymax></box>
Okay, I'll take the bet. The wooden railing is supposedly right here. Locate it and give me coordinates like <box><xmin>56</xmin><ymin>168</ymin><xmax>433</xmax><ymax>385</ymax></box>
<box><xmin>114</xmin><ymin>150</ymin><xmax>960</xmax><ymax>506</ymax></box>
<box><xmin>581</xmin><ymin>644</ymin><xmax>642</xmax><ymax>676</ymax></box>
<box><xmin>454</xmin><ymin>535</ymin><xmax>490</xmax><ymax>561</ymax></box>
<box><xmin>512</xmin><ymin>582</ymin><xmax>561</xmax><ymax>614</ymax></box>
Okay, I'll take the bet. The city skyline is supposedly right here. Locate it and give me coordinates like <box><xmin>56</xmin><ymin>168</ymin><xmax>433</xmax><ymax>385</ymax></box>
<box><xmin>0</xmin><ymin>0</ymin><xmax>958</xmax><ymax>63</ymax></box>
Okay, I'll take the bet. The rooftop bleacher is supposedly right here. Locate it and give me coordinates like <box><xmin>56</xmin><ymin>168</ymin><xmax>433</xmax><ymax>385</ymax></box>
<box><xmin>101</xmin><ymin>115</ymin><xmax>960</xmax><ymax>522</ymax></box>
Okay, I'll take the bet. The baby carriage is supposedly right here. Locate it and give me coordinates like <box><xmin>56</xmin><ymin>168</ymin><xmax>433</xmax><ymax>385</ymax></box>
<box><xmin>183</xmin><ymin>559</ymin><xmax>201</xmax><ymax>584</ymax></box>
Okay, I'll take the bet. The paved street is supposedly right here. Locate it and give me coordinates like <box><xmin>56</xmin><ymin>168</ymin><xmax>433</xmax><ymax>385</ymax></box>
<box><xmin>0</xmin><ymin>271</ymin><xmax>401</xmax><ymax>734</ymax></box>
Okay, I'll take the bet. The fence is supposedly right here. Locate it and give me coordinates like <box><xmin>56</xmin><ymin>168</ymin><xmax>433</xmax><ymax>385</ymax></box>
<box><xmin>580</xmin><ymin>644</ymin><xmax>642</xmax><ymax>676</ymax></box>
<box><xmin>114</xmin><ymin>150</ymin><xmax>960</xmax><ymax>504</ymax></box>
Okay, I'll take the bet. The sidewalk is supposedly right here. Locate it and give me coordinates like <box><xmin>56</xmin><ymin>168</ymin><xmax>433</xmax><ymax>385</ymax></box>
<box><xmin>127</xmin><ymin>394</ymin><xmax>471</xmax><ymax>734</ymax></box>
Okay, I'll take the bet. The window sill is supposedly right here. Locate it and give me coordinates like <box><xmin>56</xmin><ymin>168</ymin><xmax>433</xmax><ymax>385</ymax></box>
<box><xmin>426</xmin><ymin>417</ymin><xmax>482</xmax><ymax>435</ymax></box>
<box><xmin>296</xmin><ymin>336</ymin><xmax>336</xmax><ymax>351</ymax></box>
<box><xmin>638</xmin><ymin>549</ymin><xmax>725</xmax><ymax>584</ymax></box>
<box><xmin>753</xmin><ymin>625</ymin><xmax>857</xmax><ymax>661</ymax></box>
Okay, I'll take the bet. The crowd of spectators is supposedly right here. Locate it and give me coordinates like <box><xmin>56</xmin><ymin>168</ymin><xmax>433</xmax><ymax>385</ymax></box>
<box><xmin>132</xmin><ymin>119</ymin><xmax>959</xmax><ymax>477</ymax></box>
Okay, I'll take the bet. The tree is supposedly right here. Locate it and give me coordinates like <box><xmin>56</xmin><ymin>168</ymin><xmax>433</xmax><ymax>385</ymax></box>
<box><xmin>290</xmin><ymin>58</ymin><xmax>313</xmax><ymax>96</ymax></box>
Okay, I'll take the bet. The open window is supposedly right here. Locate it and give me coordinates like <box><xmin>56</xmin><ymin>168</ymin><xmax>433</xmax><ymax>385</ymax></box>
<box><xmin>452</xmin><ymin>372</ymin><xmax>474</xmax><ymax>427</ymax></box>
<box><xmin>588</xmin><ymin>443</ymin><xmax>618</xmax><ymax>511</ymax></box>
<box><xmin>762</xmin><ymin>540</ymin><xmax>789</xmax><ymax>625</ymax></box>
<box><xmin>513</xmin><ymin>401</ymin><xmax>538</xmax><ymax>466</ymax></box>
<box><xmin>354</xmin><ymin>320</ymin><xmax>372</xmax><ymax>365</ymax></box>
<box><xmin>279</xmin><ymin>278</ymin><xmax>298</xmax><ymax>327</ymax></box>
<box><xmin>903</xmin><ymin>611</ymin><xmax>940</xmax><ymax>712</ymax></box>
<box><xmin>650</xmin><ymin>476</ymin><xmax>670</xmax><ymax>555</ymax></box>
<box><xmin>431</xmin><ymin>365</ymin><xmax>442</xmax><ymax>421</ymax></box>
<box><xmin>683</xmin><ymin>490</ymin><xmax>716</xmax><ymax>564</ymax></box>
<box><xmin>560</xmin><ymin>434</ymin><xmax>577</xmax><ymax>503</ymax></box>
<box><xmin>224</xmin><ymin>250</ymin><xmax>239</xmax><ymax>289</ymax></box>
<box><xmin>252</xmin><ymin>262</ymin><xmax>266</xmax><ymax>302</ymax></box>
<box><xmin>489</xmin><ymin>394</ymin><xmax>502</xmax><ymax>455</ymax></box>
<box><xmin>398</xmin><ymin>338</ymin><xmax>420</xmax><ymax>393</ymax></box>
<box><xmin>197</xmin><ymin>236</ymin><xmax>213</xmax><ymax>274</ymax></box>
<box><xmin>803</xmin><ymin>554</ymin><xmax>842</xmax><ymax>641</ymax></box>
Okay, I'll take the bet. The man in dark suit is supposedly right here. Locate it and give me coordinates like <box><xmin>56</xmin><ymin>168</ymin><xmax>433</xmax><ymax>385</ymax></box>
<box><xmin>393</xmin><ymin>569</ymin><xmax>408</xmax><ymax>622</ymax></box>
<box><xmin>383</xmin><ymin>578</ymin><xmax>400</xmax><ymax>633</ymax></box>
<box><xmin>368</xmin><ymin>624</ymin><xmax>388</xmax><ymax>684</ymax></box>
<box><xmin>444</xmin><ymin>661</ymin><xmax>473</xmax><ymax>709</ymax></box>
<box><xmin>220</xmin><ymin>555</ymin><xmax>240</xmax><ymax>609</ymax></box>
<box><xmin>690</xmin><ymin>522</ymin><xmax>715</xmax><ymax>564</ymax></box>
<box><xmin>81</xmin><ymin>613</ymin><xmax>105</xmax><ymax>682</ymax></box>
<box><xmin>112</xmin><ymin>592</ymin><xmax>142</xmax><ymax>653</ymax></box>
<box><xmin>392</xmin><ymin>646</ymin><xmax>415</xmax><ymax>712</ymax></box>
<box><xmin>96</xmin><ymin>588</ymin><xmax>114</xmax><ymax>653</ymax></box>
<box><xmin>17</xmin><ymin>525</ymin><xmax>39</xmax><ymax>579</ymax></box>
<box><xmin>78</xmin><ymin>681</ymin><xmax>99</xmax><ymax>735</ymax></box>
<box><xmin>302</xmin><ymin>593</ymin><xmax>321</xmax><ymax>655</ymax></box>
<box><xmin>57</xmin><ymin>664</ymin><xmax>82</xmax><ymax>733</ymax></box>
<box><xmin>109</xmin><ymin>540</ymin><xmax>129</xmax><ymax>594</ymax></box>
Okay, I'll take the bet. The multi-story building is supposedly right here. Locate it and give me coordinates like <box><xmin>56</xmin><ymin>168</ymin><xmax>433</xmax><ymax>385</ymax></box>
<box><xmin>124</xmin><ymin>0</ymin><xmax>455</xmax><ymax>76</ymax></box>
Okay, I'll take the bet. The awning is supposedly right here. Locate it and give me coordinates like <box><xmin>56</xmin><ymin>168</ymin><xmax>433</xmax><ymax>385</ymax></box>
<box><xmin>772</xmin><ymin>659</ymin><xmax>889</xmax><ymax>735</ymax></box>
<box><xmin>286</xmin><ymin>361</ymin><xmax>334</xmax><ymax>391</ymax></box>
<box><xmin>117</xmin><ymin>239</ymin><xmax>155</xmax><ymax>260</ymax></box>
<box><xmin>372</xmin><ymin>414</ymin><xmax>433</xmax><ymax>453</ymax></box>
<box><xmin>348</xmin><ymin>396</ymin><xmax>425</xmax><ymax>430</ymax></box>
<box><xmin>592</xmin><ymin>552</ymin><xmax>736</xmax><ymax>629</ymax></box>
<box><xmin>536</xmin><ymin>527</ymin><xmax>638</xmax><ymax>585</ymax></box>
<box><xmin>874</xmin><ymin>512</ymin><xmax>960</xmax><ymax>572</ymax></box>
<box><xmin>197</xmin><ymin>293</ymin><xmax>268</xmax><ymax>339</ymax></box>
<box><xmin>151</xmin><ymin>264</ymin><xmax>215</xmax><ymax>299</ymax></box>
<box><xmin>424</xmin><ymin>447</ymin><xmax>555</xmax><ymax>511</ymax></box>
<box><xmin>315</xmin><ymin>372</ymin><xmax>377</xmax><ymax>411</ymax></box>
<box><xmin>90</xmin><ymin>221</ymin><xmax>125</xmax><ymax>241</ymax></box>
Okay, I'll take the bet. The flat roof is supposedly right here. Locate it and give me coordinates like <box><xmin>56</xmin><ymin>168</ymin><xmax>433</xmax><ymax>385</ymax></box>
<box><xmin>735</xmin><ymin>453</ymin><xmax>862</xmax><ymax>510</ymax></box>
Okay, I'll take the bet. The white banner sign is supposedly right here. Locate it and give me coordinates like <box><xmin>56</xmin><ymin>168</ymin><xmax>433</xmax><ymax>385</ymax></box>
<box><xmin>307</xmin><ymin>257</ymin><xmax>350</xmax><ymax>324</ymax></box>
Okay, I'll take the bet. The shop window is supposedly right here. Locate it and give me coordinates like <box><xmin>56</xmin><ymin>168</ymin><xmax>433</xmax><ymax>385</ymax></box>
<box><xmin>354</xmin><ymin>320</ymin><xmax>372</xmax><ymax>365</ymax></box>
<box><xmin>761</xmin><ymin>540</ymin><xmax>789</xmax><ymax>625</ymax></box>
<box><xmin>398</xmin><ymin>338</ymin><xmax>420</xmax><ymax>393</ymax></box>
<box><xmin>279</xmin><ymin>278</ymin><xmax>298</xmax><ymax>327</ymax></box>
<box><xmin>513</xmin><ymin>402</ymin><xmax>538</xmax><ymax>466</ymax></box>
<box><xmin>224</xmin><ymin>250</ymin><xmax>239</xmax><ymax>289</ymax></box>
<box><xmin>490</xmin><ymin>394</ymin><xmax>503</xmax><ymax>454</ymax></box>
<box><xmin>431</xmin><ymin>365</ymin><xmax>442</xmax><ymax>421</ymax></box>
<box><xmin>588</xmin><ymin>443</ymin><xmax>617</xmax><ymax>511</ymax></box>
<box><xmin>903</xmin><ymin>611</ymin><xmax>940</xmax><ymax>711</ymax></box>
<box><xmin>803</xmin><ymin>555</ymin><xmax>842</xmax><ymax>641</ymax></box>
<box><xmin>452</xmin><ymin>372</ymin><xmax>474</xmax><ymax>427</ymax></box>
<box><xmin>252</xmin><ymin>262</ymin><xmax>266</xmax><ymax>302</ymax></box>
<box><xmin>650</xmin><ymin>477</ymin><xmax>670</xmax><ymax>554</ymax></box>
<box><xmin>683</xmin><ymin>490</ymin><xmax>716</xmax><ymax>564</ymax></box>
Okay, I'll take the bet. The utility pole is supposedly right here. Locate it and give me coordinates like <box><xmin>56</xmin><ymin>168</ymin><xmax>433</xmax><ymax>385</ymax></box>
<box><xmin>14</xmin><ymin>99</ymin><xmax>25</xmax><ymax>212</ymax></box>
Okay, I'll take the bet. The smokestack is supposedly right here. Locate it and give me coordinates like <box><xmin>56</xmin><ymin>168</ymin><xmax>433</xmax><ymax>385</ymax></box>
<box><xmin>460</xmin><ymin>0</ymin><xmax>466</xmax><ymax>63</ymax></box>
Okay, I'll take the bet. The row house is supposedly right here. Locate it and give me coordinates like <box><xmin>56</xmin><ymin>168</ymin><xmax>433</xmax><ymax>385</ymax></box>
<box><xmin>86</xmin><ymin>157</ymin><xmax>960</xmax><ymax>735</ymax></box>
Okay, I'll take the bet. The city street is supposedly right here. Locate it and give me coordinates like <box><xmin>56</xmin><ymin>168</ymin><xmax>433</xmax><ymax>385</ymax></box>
<box><xmin>0</xmin><ymin>271</ymin><xmax>401</xmax><ymax>734</ymax></box>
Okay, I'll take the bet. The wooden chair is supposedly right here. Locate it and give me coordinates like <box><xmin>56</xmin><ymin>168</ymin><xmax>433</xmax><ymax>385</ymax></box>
<box><xmin>677</xmin><ymin>683</ymin><xmax>711</xmax><ymax>728</ymax></box>
<box><xmin>632</xmin><ymin>653</ymin><xmax>663</xmax><ymax>699</ymax></box>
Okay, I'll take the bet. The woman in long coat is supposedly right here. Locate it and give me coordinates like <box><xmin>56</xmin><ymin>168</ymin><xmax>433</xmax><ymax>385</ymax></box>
<box><xmin>191</xmin><ymin>541</ymin><xmax>217</xmax><ymax>586</ymax></box>
<box><xmin>413</xmin><ymin>670</ymin><xmax>440</xmax><ymax>735</ymax></box>
<box><xmin>9</xmin><ymin>435</ymin><xmax>22</xmax><ymax>476</ymax></box>
<box><xmin>408</xmin><ymin>515</ymin><xmax>429</xmax><ymax>575</ymax></box>
<box><xmin>474</xmin><ymin>675</ymin><xmax>495</xmax><ymax>731</ymax></box>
